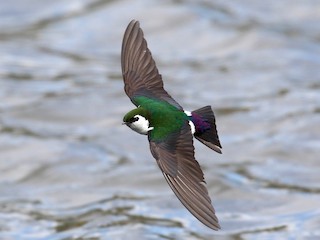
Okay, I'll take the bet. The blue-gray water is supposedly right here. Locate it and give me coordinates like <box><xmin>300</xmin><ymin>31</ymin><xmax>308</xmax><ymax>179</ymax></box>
<box><xmin>0</xmin><ymin>1</ymin><xmax>320</xmax><ymax>239</ymax></box>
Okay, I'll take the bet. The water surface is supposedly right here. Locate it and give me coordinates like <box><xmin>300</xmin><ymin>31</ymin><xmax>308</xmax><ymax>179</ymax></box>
<box><xmin>0</xmin><ymin>0</ymin><xmax>320</xmax><ymax>239</ymax></box>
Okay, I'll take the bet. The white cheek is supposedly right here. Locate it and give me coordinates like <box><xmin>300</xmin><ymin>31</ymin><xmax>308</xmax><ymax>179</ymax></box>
<box><xmin>130</xmin><ymin>115</ymin><xmax>154</xmax><ymax>135</ymax></box>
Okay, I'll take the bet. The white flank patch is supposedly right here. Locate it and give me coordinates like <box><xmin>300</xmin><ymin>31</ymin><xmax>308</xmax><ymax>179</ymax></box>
<box><xmin>184</xmin><ymin>110</ymin><xmax>195</xmax><ymax>134</ymax></box>
<box><xmin>184</xmin><ymin>110</ymin><xmax>192</xmax><ymax>116</ymax></box>
<box><xmin>188</xmin><ymin>120</ymin><xmax>196</xmax><ymax>134</ymax></box>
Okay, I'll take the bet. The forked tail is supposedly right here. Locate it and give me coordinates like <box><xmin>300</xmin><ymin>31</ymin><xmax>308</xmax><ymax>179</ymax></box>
<box><xmin>191</xmin><ymin>106</ymin><xmax>222</xmax><ymax>154</ymax></box>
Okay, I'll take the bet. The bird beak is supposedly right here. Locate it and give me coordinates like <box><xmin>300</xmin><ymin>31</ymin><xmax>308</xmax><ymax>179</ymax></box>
<box><xmin>122</xmin><ymin>122</ymin><xmax>127</xmax><ymax>125</ymax></box>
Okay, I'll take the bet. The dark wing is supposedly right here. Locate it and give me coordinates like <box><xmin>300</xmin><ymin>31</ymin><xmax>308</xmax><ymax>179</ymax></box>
<box><xmin>121</xmin><ymin>20</ymin><xmax>183</xmax><ymax>110</ymax></box>
<box><xmin>148</xmin><ymin>123</ymin><xmax>220</xmax><ymax>230</ymax></box>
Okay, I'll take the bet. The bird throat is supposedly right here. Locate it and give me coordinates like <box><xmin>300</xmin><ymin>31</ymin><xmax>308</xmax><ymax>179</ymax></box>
<box><xmin>129</xmin><ymin>115</ymin><xmax>154</xmax><ymax>135</ymax></box>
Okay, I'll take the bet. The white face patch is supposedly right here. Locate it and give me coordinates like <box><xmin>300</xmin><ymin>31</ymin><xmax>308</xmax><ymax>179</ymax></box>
<box><xmin>128</xmin><ymin>115</ymin><xmax>154</xmax><ymax>135</ymax></box>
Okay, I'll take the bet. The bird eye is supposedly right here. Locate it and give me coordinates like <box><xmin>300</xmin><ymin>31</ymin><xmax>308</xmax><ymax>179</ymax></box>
<box><xmin>129</xmin><ymin>116</ymin><xmax>139</xmax><ymax>123</ymax></box>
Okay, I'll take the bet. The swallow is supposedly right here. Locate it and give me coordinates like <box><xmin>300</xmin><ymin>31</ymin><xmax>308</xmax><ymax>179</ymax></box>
<box><xmin>121</xmin><ymin>20</ymin><xmax>222</xmax><ymax>230</ymax></box>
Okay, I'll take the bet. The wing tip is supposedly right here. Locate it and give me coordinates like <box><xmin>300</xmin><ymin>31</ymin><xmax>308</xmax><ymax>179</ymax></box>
<box><xmin>126</xmin><ymin>19</ymin><xmax>141</xmax><ymax>33</ymax></box>
<box><xmin>206</xmin><ymin>220</ymin><xmax>221</xmax><ymax>231</ymax></box>
<box><xmin>129</xmin><ymin>19</ymin><xmax>139</xmax><ymax>24</ymax></box>
<box><xmin>128</xmin><ymin>19</ymin><xmax>139</xmax><ymax>28</ymax></box>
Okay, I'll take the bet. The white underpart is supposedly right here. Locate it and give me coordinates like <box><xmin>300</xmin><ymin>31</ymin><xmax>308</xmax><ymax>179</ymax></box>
<box><xmin>184</xmin><ymin>110</ymin><xmax>195</xmax><ymax>134</ymax></box>
<box><xmin>129</xmin><ymin>115</ymin><xmax>154</xmax><ymax>135</ymax></box>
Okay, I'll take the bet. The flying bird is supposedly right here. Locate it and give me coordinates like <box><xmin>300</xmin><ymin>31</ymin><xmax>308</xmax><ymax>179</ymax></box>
<box><xmin>121</xmin><ymin>20</ymin><xmax>222</xmax><ymax>230</ymax></box>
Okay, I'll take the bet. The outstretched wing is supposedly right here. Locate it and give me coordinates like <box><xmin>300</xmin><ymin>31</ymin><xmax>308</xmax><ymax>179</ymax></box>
<box><xmin>148</xmin><ymin>123</ymin><xmax>220</xmax><ymax>230</ymax></box>
<box><xmin>121</xmin><ymin>20</ymin><xmax>183</xmax><ymax>110</ymax></box>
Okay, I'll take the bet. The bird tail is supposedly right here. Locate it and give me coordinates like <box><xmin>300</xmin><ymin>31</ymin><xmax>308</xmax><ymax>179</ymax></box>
<box><xmin>192</xmin><ymin>106</ymin><xmax>222</xmax><ymax>154</ymax></box>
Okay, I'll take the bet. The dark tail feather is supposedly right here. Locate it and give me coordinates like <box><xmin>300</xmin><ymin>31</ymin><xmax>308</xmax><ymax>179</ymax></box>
<box><xmin>192</xmin><ymin>106</ymin><xmax>222</xmax><ymax>154</ymax></box>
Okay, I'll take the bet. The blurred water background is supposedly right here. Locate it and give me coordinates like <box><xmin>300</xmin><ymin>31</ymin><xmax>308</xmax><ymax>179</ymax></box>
<box><xmin>0</xmin><ymin>0</ymin><xmax>320</xmax><ymax>239</ymax></box>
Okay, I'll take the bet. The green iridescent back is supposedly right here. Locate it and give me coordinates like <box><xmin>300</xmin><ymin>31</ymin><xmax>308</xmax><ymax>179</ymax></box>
<box><xmin>133</xmin><ymin>96</ymin><xmax>188</xmax><ymax>141</ymax></box>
